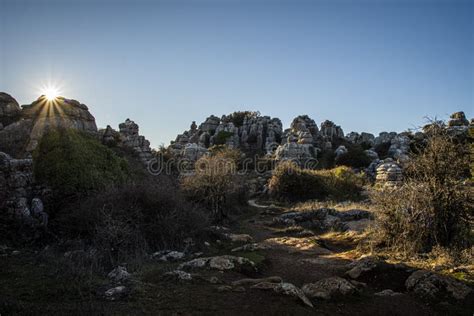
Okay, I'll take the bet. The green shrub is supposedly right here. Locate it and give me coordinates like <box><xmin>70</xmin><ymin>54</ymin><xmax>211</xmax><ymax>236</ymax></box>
<box><xmin>268</xmin><ymin>162</ymin><xmax>365</xmax><ymax>202</ymax></box>
<box><xmin>213</xmin><ymin>131</ymin><xmax>234</xmax><ymax>145</ymax></box>
<box><xmin>226</xmin><ymin>111</ymin><xmax>260</xmax><ymax>127</ymax></box>
<box><xmin>33</xmin><ymin>129</ymin><xmax>129</xmax><ymax>200</ymax></box>
<box><xmin>335</xmin><ymin>145</ymin><xmax>371</xmax><ymax>168</ymax></box>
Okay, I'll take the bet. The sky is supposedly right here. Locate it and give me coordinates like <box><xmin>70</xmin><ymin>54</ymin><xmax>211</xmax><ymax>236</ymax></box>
<box><xmin>1</xmin><ymin>0</ymin><xmax>473</xmax><ymax>148</ymax></box>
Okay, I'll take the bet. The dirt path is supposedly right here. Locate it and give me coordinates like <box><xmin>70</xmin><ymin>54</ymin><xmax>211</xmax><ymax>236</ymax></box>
<box><xmin>132</xmin><ymin>202</ymin><xmax>455</xmax><ymax>315</ymax></box>
<box><xmin>1</xmin><ymin>202</ymin><xmax>471</xmax><ymax>315</ymax></box>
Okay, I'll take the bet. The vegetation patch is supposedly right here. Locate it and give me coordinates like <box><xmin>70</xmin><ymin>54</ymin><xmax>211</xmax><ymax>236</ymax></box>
<box><xmin>33</xmin><ymin>128</ymin><xmax>129</xmax><ymax>201</ymax></box>
<box><xmin>268</xmin><ymin>161</ymin><xmax>365</xmax><ymax>202</ymax></box>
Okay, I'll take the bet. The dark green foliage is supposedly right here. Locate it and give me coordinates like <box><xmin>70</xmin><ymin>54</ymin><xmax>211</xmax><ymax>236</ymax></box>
<box><xmin>213</xmin><ymin>131</ymin><xmax>234</xmax><ymax>145</ymax></box>
<box><xmin>374</xmin><ymin>142</ymin><xmax>391</xmax><ymax>159</ymax></box>
<box><xmin>226</xmin><ymin>111</ymin><xmax>260</xmax><ymax>127</ymax></box>
<box><xmin>335</xmin><ymin>145</ymin><xmax>372</xmax><ymax>168</ymax></box>
<box><xmin>57</xmin><ymin>177</ymin><xmax>209</xmax><ymax>266</ymax></box>
<box><xmin>268</xmin><ymin>161</ymin><xmax>365</xmax><ymax>202</ymax></box>
<box><xmin>33</xmin><ymin>129</ymin><xmax>129</xmax><ymax>200</ymax></box>
<box><xmin>316</xmin><ymin>149</ymin><xmax>336</xmax><ymax>169</ymax></box>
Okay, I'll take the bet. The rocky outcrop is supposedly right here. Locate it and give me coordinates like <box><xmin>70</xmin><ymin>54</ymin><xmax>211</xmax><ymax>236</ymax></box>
<box><xmin>387</xmin><ymin>134</ymin><xmax>410</xmax><ymax>162</ymax></box>
<box><xmin>0</xmin><ymin>95</ymin><xmax>98</xmax><ymax>155</ymax></box>
<box><xmin>447</xmin><ymin>111</ymin><xmax>469</xmax><ymax>127</ymax></box>
<box><xmin>345</xmin><ymin>132</ymin><xmax>375</xmax><ymax>147</ymax></box>
<box><xmin>0</xmin><ymin>152</ymin><xmax>47</xmax><ymax>225</ymax></box>
<box><xmin>170</xmin><ymin>113</ymin><xmax>283</xmax><ymax>158</ymax></box>
<box><xmin>0</xmin><ymin>93</ymin><xmax>21</xmax><ymax>127</ymax></box>
<box><xmin>375</xmin><ymin>159</ymin><xmax>403</xmax><ymax>188</ymax></box>
<box><xmin>100</xmin><ymin>119</ymin><xmax>153</xmax><ymax>165</ymax></box>
<box><xmin>320</xmin><ymin>120</ymin><xmax>344</xmax><ymax>144</ymax></box>
<box><xmin>274</xmin><ymin>135</ymin><xmax>318</xmax><ymax>166</ymax></box>
<box><xmin>22</xmin><ymin>96</ymin><xmax>97</xmax><ymax>151</ymax></box>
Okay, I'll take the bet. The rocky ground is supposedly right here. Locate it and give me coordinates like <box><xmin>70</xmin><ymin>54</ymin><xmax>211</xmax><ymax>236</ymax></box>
<box><xmin>1</xmin><ymin>201</ymin><xmax>472</xmax><ymax>315</ymax></box>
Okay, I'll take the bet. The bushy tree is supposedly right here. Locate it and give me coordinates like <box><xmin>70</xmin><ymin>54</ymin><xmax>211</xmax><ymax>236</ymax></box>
<box><xmin>372</xmin><ymin>124</ymin><xmax>472</xmax><ymax>254</ymax></box>
<box><xmin>181</xmin><ymin>150</ymin><xmax>244</xmax><ymax>220</ymax></box>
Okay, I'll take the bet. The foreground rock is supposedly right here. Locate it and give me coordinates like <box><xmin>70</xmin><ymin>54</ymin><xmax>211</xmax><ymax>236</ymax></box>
<box><xmin>178</xmin><ymin>255</ymin><xmax>257</xmax><ymax>273</ymax></box>
<box><xmin>107</xmin><ymin>266</ymin><xmax>130</xmax><ymax>283</ymax></box>
<box><xmin>162</xmin><ymin>270</ymin><xmax>193</xmax><ymax>282</ymax></box>
<box><xmin>405</xmin><ymin>270</ymin><xmax>472</xmax><ymax>301</ymax></box>
<box><xmin>252</xmin><ymin>282</ymin><xmax>314</xmax><ymax>308</ymax></box>
<box><xmin>345</xmin><ymin>256</ymin><xmax>382</xmax><ymax>279</ymax></box>
<box><xmin>302</xmin><ymin>277</ymin><xmax>357</xmax><ymax>300</ymax></box>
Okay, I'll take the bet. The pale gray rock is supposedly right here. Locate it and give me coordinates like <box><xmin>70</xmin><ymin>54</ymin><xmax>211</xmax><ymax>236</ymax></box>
<box><xmin>178</xmin><ymin>255</ymin><xmax>256</xmax><ymax>272</ymax></box>
<box><xmin>375</xmin><ymin>159</ymin><xmax>403</xmax><ymax>188</ymax></box>
<box><xmin>302</xmin><ymin>277</ymin><xmax>357</xmax><ymax>300</ymax></box>
<box><xmin>153</xmin><ymin>250</ymin><xmax>186</xmax><ymax>262</ymax></box>
<box><xmin>104</xmin><ymin>285</ymin><xmax>128</xmax><ymax>300</ymax></box>
<box><xmin>162</xmin><ymin>270</ymin><xmax>192</xmax><ymax>281</ymax></box>
<box><xmin>107</xmin><ymin>266</ymin><xmax>130</xmax><ymax>282</ymax></box>
<box><xmin>334</xmin><ymin>145</ymin><xmax>348</xmax><ymax>157</ymax></box>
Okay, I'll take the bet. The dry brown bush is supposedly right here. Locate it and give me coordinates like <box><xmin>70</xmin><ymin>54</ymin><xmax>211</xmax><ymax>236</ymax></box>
<box><xmin>372</xmin><ymin>123</ymin><xmax>473</xmax><ymax>255</ymax></box>
<box><xmin>181</xmin><ymin>150</ymin><xmax>246</xmax><ymax>221</ymax></box>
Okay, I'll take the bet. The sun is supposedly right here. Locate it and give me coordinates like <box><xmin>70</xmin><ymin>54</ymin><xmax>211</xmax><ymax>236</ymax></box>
<box><xmin>41</xmin><ymin>85</ymin><xmax>61</xmax><ymax>101</ymax></box>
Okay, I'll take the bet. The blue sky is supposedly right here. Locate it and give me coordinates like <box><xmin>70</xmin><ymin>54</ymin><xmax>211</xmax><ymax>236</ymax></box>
<box><xmin>1</xmin><ymin>0</ymin><xmax>473</xmax><ymax>148</ymax></box>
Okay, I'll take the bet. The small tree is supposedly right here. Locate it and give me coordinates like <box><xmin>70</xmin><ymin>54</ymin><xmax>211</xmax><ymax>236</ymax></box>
<box><xmin>181</xmin><ymin>151</ymin><xmax>242</xmax><ymax>220</ymax></box>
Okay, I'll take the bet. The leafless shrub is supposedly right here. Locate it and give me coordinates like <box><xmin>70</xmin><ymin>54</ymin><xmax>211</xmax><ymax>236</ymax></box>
<box><xmin>181</xmin><ymin>150</ymin><xmax>246</xmax><ymax>221</ymax></box>
<box><xmin>371</xmin><ymin>122</ymin><xmax>473</xmax><ymax>255</ymax></box>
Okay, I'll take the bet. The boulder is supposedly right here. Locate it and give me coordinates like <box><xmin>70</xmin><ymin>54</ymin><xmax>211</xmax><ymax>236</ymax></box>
<box><xmin>405</xmin><ymin>270</ymin><xmax>472</xmax><ymax>301</ymax></box>
<box><xmin>346</xmin><ymin>256</ymin><xmax>381</xmax><ymax>279</ymax></box>
<box><xmin>178</xmin><ymin>255</ymin><xmax>256</xmax><ymax>272</ymax></box>
<box><xmin>0</xmin><ymin>92</ymin><xmax>21</xmax><ymax>127</ymax></box>
<box><xmin>162</xmin><ymin>270</ymin><xmax>192</xmax><ymax>281</ymax></box>
<box><xmin>107</xmin><ymin>266</ymin><xmax>130</xmax><ymax>283</ymax></box>
<box><xmin>152</xmin><ymin>250</ymin><xmax>185</xmax><ymax>262</ymax></box>
<box><xmin>104</xmin><ymin>285</ymin><xmax>128</xmax><ymax>301</ymax></box>
<box><xmin>252</xmin><ymin>282</ymin><xmax>313</xmax><ymax>308</ymax></box>
<box><xmin>302</xmin><ymin>277</ymin><xmax>357</xmax><ymax>300</ymax></box>
<box><xmin>375</xmin><ymin>159</ymin><xmax>403</xmax><ymax>188</ymax></box>
<box><xmin>447</xmin><ymin>111</ymin><xmax>469</xmax><ymax>127</ymax></box>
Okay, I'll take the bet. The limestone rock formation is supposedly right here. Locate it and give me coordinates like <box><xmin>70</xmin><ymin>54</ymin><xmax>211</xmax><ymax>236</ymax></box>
<box><xmin>100</xmin><ymin>119</ymin><xmax>153</xmax><ymax>165</ymax></box>
<box><xmin>0</xmin><ymin>92</ymin><xmax>21</xmax><ymax>127</ymax></box>
<box><xmin>387</xmin><ymin>134</ymin><xmax>411</xmax><ymax>162</ymax></box>
<box><xmin>447</xmin><ymin>111</ymin><xmax>469</xmax><ymax>127</ymax></box>
<box><xmin>274</xmin><ymin>135</ymin><xmax>318</xmax><ymax>166</ymax></box>
<box><xmin>345</xmin><ymin>132</ymin><xmax>375</xmax><ymax>147</ymax></box>
<box><xmin>0</xmin><ymin>94</ymin><xmax>98</xmax><ymax>155</ymax></box>
<box><xmin>170</xmin><ymin>112</ymin><xmax>283</xmax><ymax>160</ymax></box>
<box><xmin>22</xmin><ymin>96</ymin><xmax>97</xmax><ymax>151</ymax></box>
<box><xmin>375</xmin><ymin>159</ymin><xmax>403</xmax><ymax>188</ymax></box>
<box><xmin>320</xmin><ymin>120</ymin><xmax>344</xmax><ymax>144</ymax></box>
<box><xmin>0</xmin><ymin>151</ymin><xmax>46</xmax><ymax>225</ymax></box>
